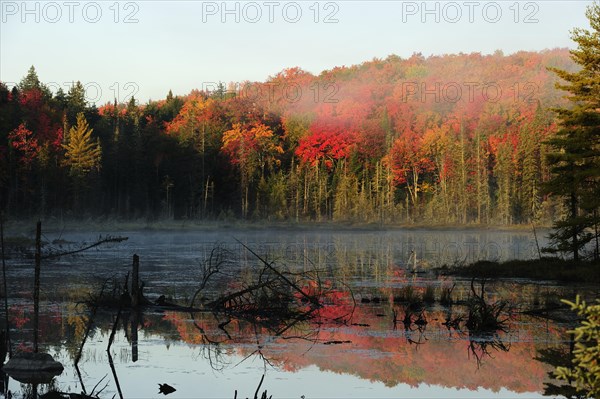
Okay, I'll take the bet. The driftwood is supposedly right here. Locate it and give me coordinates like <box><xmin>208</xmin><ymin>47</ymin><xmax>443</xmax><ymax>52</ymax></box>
<box><xmin>186</xmin><ymin>242</ymin><xmax>327</xmax><ymax>327</ymax></box>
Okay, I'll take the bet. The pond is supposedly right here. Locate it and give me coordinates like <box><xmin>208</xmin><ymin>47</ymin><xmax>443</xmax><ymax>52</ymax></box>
<box><xmin>0</xmin><ymin>227</ymin><xmax>591</xmax><ymax>398</ymax></box>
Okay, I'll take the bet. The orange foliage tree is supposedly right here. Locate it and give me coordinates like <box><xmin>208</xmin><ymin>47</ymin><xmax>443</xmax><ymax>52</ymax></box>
<box><xmin>221</xmin><ymin>122</ymin><xmax>283</xmax><ymax>217</ymax></box>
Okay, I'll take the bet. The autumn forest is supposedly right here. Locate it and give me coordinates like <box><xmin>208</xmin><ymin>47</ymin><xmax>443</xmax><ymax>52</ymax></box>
<box><xmin>0</xmin><ymin>49</ymin><xmax>578</xmax><ymax>224</ymax></box>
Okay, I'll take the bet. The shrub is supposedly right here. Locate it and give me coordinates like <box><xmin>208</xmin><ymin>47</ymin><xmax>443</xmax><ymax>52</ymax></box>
<box><xmin>555</xmin><ymin>295</ymin><xmax>600</xmax><ymax>398</ymax></box>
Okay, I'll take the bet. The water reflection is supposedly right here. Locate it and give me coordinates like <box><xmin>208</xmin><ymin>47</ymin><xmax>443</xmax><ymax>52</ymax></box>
<box><xmin>1</xmin><ymin>295</ymin><xmax>571</xmax><ymax>398</ymax></box>
<box><xmin>0</xmin><ymin>229</ymin><xmax>587</xmax><ymax>398</ymax></box>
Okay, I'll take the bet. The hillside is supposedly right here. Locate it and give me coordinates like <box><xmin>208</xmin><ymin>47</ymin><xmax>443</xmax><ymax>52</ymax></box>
<box><xmin>0</xmin><ymin>49</ymin><xmax>578</xmax><ymax>223</ymax></box>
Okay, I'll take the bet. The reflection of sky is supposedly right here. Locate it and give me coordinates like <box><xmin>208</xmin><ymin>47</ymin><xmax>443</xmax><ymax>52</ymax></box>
<box><xmin>15</xmin><ymin>331</ymin><xmax>547</xmax><ymax>399</ymax></box>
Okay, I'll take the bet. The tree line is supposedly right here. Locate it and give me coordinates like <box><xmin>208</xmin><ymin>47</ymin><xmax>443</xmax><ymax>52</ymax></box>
<box><xmin>0</xmin><ymin>48</ymin><xmax>584</xmax><ymax>227</ymax></box>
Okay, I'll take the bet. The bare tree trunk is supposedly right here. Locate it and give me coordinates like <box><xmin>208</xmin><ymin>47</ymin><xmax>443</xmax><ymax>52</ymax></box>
<box><xmin>460</xmin><ymin>122</ymin><xmax>467</xmax><ymax>223</ymax></box>
<box><xmin>0</xmin><ymin>215</ymin><xmax>11</xmax><ymax>357</ymax></box>
<box><xmin>317</xmin><ymin>166</ymin><xmax>322</xmax><ymax>219</ymax></box>
<box><xmin>33</xmin><ymin>221</ymin><xmax>41</xmax><ymax>353</ymax></box>
<box><xmin>571</xmin><ymin>192</ymin><xmax>579</xmax><ymax>261</ymax></box>
<box><xmin>131</xmin><ymin>254</ymin><xmax>140</xmax><ymax>308</ymax></box>
<box><xmin>131</xmin><ymin>311</ymin><xmax>139</xmax><ymax>362</ymax></box>
<box><xmin>203</xmin><ymin>176</ymin><xmax>210</xmax><ymax>218</ymax></box>
<box><xmin>303</xmin><ymin>170</ymin><xmax>309</xmax><ymax>217</ymax></box>
<box><xmin>594</xmin><ymin>211</ymin><xmax>599</xmax><ymax>261</ymax></box>
<box><xmin>476</xmin><ymin>130</ymin><xmax>481</xmax><ymax>223</ymax></box>
<box><xmin>295</xmin><ymin>166</ymin><xmax>300</xmax><ymax>222</ymax></box>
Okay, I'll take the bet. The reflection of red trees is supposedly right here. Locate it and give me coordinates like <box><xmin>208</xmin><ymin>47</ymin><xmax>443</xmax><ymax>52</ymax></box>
<box><xmin>9</xmin><ymin>304</ymin><xmax>64</xmax><ymax>348</ymax></box>
<box><xmin>298</xmin><ymin>286</ymin><xmax>354</xmax><ymax>322</ymax></box>
<box><xmin>162</xmin><ymin>300</ymin><xmax>558</xmax><ymax>394</ymax></box>
<box><xmin>9</xmin><ymin>305</ymin><xmax>30</xmax><ymax>328</ymax></box>
<box><xmin>163</xmin><ymin>312</ymin><xmax>206</xmax><ymax>345</ymax></box>
<box><xmin>273</xmin><ymin>307</ymin><xmax>553</xmax><ymax>392</ymax></box>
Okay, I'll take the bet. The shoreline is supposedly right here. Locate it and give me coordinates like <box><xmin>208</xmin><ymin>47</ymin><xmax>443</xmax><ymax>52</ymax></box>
<box><xmin>438</xmin><ymin>258</ymin><xmax>600</xmax><ymax>284</ymax></box>
<box><xmin>2</xmin><ymin>217</ymin><xmax>551</xmax><ymax>235</ymax></box>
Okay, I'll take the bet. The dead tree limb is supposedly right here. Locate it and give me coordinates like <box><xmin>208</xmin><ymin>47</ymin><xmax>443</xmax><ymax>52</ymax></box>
<box><xmin>235</xmin><ymin>239</ymin><xmax>319</xmax><ymax>306</ymax></box>
<box><xmin>42</xmin><ymin>236</ymin><xmax>128</xmax><ymax>260</ymax></box>
<box><xmin>107</xmin><ymin>351</ymin><xmax>124</xmax><ymax>399</ymax></box>
<box><xmin>76</xmin><ymin>280</ymin><xmax>109</xmax><ymax>365</ymax></box>
<box><xmin>207</xmin><ymin>279</ymin><xmax>278</xmax><ymax>309</ymax></box>
<box><xmin>189</xmin><ymin>246</ymin><xmax>231</xmax><ymax>308</ymax></box>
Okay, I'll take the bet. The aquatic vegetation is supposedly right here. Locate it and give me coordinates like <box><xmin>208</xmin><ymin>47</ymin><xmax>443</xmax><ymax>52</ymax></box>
<box><xmin>422</xmin><ymin>285</ymin><xmax>435</xmax><ymax>304</ymax></box>
<box><xmin>466</xmin><ymin>278</ymin><xmax>512</xmax><ymax>333</ymax></box>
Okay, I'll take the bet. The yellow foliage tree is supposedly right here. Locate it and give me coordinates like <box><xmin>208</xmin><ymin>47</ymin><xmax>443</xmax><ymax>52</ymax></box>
<box><xmin>222</xmin><ymin>122</ymin><xmax>283</xmax><ymax>217</ymax></box>
<box><xmin>62</xmin><ymin>112</ymin><xmax>102</xmax><ymax>176</ymax></box>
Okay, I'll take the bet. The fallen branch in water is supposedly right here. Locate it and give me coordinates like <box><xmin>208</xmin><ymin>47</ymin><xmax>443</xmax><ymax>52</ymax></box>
<box><xmin>189</xmin><ymin>242</ymin><xmax>326</xmax><ymax>329</ymax></box>
<box><xmin>236</xmin><ymin>239</ymin><xmax>320</xmax><ymax>306</ymax></box>
<box><xmin>42</xmin><ymin>235</ymin><xmax>128</xmax><ymax>260</ymax></box>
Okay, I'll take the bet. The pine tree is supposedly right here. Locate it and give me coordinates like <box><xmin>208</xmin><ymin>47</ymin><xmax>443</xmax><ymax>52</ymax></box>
<box><xmin>545</xmin><ymin>3</ymin><xmax>600</xmax><ymax>260</ymax></box>
<box><xmin>62</xmin><ymin>112</ymin><xmax>102</xmax><ymax>176</ymax></box>
<box><xmin>18</xmin><ymin>66</ymin><xmax>51</xmax><ymax>98</ymax></box>
<box><xmin>66</xmin><ymin>81</ymin><xmax>87</xmax><ymax>125</ymax></box>
<box><xmin>556</xmin><ymin>296</ymin><xmax>600</xmax><ymax>397</ymax></box>
<box><xmin>18</xmin><ymin>66</ymin><xmax>41</xmax><ymax>92</ymax></box>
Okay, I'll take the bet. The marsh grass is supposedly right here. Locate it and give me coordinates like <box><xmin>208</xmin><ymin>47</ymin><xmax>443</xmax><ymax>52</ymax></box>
<box><xmin>439</xmin><ymin>283</ymin><xmax>455</xmax><ymax>306</ymax></box>
<box><xmin>394</xmin><ymin>285</ymin><xmax>418</xmax><ymax>304</ymax></box>
<box><xmin>422</xmin><ymin>285</ymin><xmax>435</xmax><ymax>304</ymax></box>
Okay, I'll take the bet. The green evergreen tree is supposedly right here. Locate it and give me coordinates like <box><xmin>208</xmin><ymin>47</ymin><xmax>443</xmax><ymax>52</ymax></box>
<box><xmin>18</xmin><ymin>66</ymin><xmax>42</xmax><ymax>92</ymax></box>
<box><xmin>54</xmin><ymin>87</ymin><xmax>68</xmax><ymax>110</ymax></box>
<box><xmin>66</xmin><ymin>81</ymin><xmax>87</xmax><ymax>125</ymax></box>
<box><xmin>212</xmin><ymin>82</ymin><xmax>226</xmax><ymax>99</ymax></box>
<box><xmin>18</xmin><ymin>66</ymin><xmax>51</xmax><ymax>98</ymax></box>
<box><xmin>545</xmin><ymin>3</ymin><xmax>600</xmax><ymax>260</ymax></box>
<box><xmin>556</xmin><ymin>296</ymin><xmax>600</xmax><ymax>398</ymax></box>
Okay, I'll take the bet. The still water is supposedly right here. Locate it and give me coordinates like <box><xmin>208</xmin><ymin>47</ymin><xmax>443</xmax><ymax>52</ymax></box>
<box><xmin>0</xmin><ymin>227</ymin><xmax>587</xmax><ymax>398</ymax></box>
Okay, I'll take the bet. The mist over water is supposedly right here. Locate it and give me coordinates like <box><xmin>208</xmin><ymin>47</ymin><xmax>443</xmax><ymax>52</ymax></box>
<box><xmin>1</xmin><ymin>227</ymin><xmax>584</xmax><ymax>398</ymax></box>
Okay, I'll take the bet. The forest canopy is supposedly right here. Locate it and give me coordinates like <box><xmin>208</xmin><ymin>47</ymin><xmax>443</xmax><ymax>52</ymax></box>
<box><xmin>0</xmin><ymin>49</ymin><xmax>579</xmax><ymax>224</ymax></box>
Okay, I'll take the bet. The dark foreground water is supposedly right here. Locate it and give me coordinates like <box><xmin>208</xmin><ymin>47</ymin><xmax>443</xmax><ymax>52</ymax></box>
<box><xmin>0</xmin><ymin>227</ymin><xmax>593</xmax><ymax>398</ymax></box>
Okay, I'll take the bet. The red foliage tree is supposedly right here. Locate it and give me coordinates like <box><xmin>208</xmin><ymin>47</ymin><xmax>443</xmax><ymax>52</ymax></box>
<box><xmin>295</xmin><ymin>120</ymin><xmax>356</xmax><ymax>169</ymax></box>
<box><xmin>19</xmin><ymin>88</ymin><xmax>62</xmax><ymax>151</ymax></box>
<box><xmin>387</xmin><ymin>129</ymin><xmax>434</xmax><ymax>206</ymax></box>
<box><xmin>8</xmin><ymin>123</ymin><xmax>39</xmax><ymax>167</ymax></box>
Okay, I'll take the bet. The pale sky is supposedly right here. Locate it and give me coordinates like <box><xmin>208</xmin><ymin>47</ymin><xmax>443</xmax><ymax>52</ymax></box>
<box><xmin>0</xmin><ymin>1</ymin><xmax>592</xmax><ymax>105</ymax></box>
